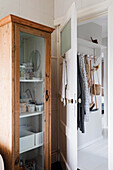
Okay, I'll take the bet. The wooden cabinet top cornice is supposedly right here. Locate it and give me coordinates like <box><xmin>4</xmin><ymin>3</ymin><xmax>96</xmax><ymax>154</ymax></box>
<box><xmin>0</xmin><ymin>14</ymin><xmax>55</xmax><ymax>33</ymax></box>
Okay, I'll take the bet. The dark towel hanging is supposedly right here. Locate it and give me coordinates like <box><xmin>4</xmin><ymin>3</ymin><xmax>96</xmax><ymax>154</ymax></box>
<box><xmin>77</xmin><ymin>55</ymin><xmax>86</xmax><ymax>133</ymax></box>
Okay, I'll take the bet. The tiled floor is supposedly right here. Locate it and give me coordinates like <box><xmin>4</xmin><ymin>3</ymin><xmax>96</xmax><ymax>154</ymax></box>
<box><xmin>77</xmin><ymin>138</ymin><xmax>108</xmax><ymax>170</ymax></box>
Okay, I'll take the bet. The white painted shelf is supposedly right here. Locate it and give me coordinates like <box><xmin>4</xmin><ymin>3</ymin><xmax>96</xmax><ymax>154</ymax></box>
<box><xmin>20</xmin><ymin>111</ymin><xmax>44</xmax><ymax>118</ymax></box>
<box><xmin>20</xmin><ymin>143</ymin><xmax>43</xmax><ymax>154</ymax></box>
<box><xmin>78</xmin><ymin>38</ymin><xmax>106</xmax><ymax>49</ymax></box>
<box><xmin>20</xmin><ymin>65</ymin><xmax>25</xmax><ymax>68</ymax></box>
<box><xmin>20</xmin><ymin>79</ymin><xmax>43</xmax><ymax>83</ymax></box>
<box><xmin>20</xmin><ymin>130</ymin><xmax>44</xmax><ymax>154</ymax></box>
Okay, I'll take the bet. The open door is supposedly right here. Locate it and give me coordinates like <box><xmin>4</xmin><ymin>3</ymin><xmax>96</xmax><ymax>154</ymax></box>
<box><xmin>58</xmin><ymin>2</ymin><xmax>77</xmax><ymax>170</ymax></box>
<box><xmin>108</xmin><ymin>2</ymin><xmax>113</xmax><ymax>169</ymax></box>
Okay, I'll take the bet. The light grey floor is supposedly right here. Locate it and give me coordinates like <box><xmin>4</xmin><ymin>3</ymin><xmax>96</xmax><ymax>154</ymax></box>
<box><xmin>77</xmin><ymin>138</ymin><xmax>108</xmax><ymax>170</ymax></box>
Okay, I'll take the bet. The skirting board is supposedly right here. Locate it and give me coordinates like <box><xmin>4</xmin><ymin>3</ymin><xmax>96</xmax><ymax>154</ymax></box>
<box><xmin>77</xmin><ymin>136</ymin><xmax>103</xmax><ymax>151</ymax></box>
<box><xmin>60</xmin><ymin>151</ymin><xmax>71</xmax><ymax>170</ymax></box>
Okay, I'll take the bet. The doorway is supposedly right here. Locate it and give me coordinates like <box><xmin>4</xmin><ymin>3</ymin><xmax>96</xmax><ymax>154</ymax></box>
<box><xmin>55</xmin><ymin>2</ymin><xmax>112</xmax><ymax>169</ymax></box>
<box><xmin>77</xmin><ymin>14</ymin><xmax>108</xmax><ymax>170</ymax></box>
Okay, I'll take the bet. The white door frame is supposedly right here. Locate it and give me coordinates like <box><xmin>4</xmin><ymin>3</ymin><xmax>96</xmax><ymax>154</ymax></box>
<box><xmin>54</xmin><ymin>1</ymin><xmax>112</xmax><ymax>27</ymax></box>
<box><xmin>77</xmin><ymin>1</ymin><xmax>111</xmax><ymax>23</ymax></box>
<box><xmin>54</xmin><ymin>1</ymin><xmax>113</xmax><ymax>169</ymax></box>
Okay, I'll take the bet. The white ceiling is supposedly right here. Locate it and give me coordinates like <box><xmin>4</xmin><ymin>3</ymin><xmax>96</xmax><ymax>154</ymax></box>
<box><xmin>91</xmin><ymin>15</ymin><xmax>108</xmax><ymax>38</ymax></box>
<box><xmin>78</xmin><ymin>15</ymin><xmax>108</xmax><ymax>38</ymax></box>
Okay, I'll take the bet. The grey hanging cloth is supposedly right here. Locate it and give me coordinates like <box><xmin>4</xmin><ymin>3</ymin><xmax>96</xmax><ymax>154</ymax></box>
<box><xmin>79</xmin><ymin>54</ymin><xmax>90</xmax><ymax>121</ymax></box>
<box><xmin>77</xmin><ymin>55</ymin><xmax>86</xmax><ymax>133</ymax></box>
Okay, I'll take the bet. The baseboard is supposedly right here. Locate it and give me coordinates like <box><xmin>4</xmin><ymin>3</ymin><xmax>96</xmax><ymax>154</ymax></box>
<box><xmin>77</xmin><ymin>136</ymin><xmax>103</xmax><ymax>151</ymax></box>
<box><xmin>102</xmin><ymin>128</ymin><xmax>108</xmax><ymax>138</ymax></box>
<box><xmin>60</xmin><ymin>151</ymin><xmax>71</xmax><ymax>170</ymax></box>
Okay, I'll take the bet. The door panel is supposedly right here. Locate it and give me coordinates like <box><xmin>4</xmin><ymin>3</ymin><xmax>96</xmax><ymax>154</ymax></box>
<box><xmin>59</xmin><ymin>2</ymin><xmax>77</xmax><ymax>170</ymax></box>
<box><xmin>61</xmin><ymin>19</ymin><xmax>71</xmax><ymax>56</ymax></box>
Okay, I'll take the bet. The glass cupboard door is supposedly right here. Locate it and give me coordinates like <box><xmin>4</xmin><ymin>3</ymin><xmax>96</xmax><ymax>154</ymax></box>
<box><xmin>19</xmin><ymin>31</ymin><xmax>45</xmax><ymax>170</ymax></box>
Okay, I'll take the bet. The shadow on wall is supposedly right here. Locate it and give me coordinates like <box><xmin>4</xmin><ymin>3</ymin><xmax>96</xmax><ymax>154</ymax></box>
<box><xmin>0</xmin><ymin>144</ymin><xmax>13</xmax><ymax>170</ymax></box>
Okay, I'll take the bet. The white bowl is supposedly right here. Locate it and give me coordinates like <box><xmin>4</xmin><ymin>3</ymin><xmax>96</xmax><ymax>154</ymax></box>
<box><xmin>35</xmin><ymin>105</ymin><xmax>43</xmax><ymax>112</ymax></box>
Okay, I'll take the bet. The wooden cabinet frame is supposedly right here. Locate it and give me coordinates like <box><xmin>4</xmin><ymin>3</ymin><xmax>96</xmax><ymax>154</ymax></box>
<box><xmin>0</xmin><ymin>15</ymin><xmax>54</xmax><ymax>170</ymax></box>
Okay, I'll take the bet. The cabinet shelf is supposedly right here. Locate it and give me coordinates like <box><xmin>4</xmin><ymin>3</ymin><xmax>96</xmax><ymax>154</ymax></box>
<box><xmin>78</xmin><ymin>38</ymin><xmax>106</xmax><ymax>49</ymax></box>
<box><xmin>20</xmin><ymin>130</ymin><xmax>44</xmax><ymax>154</ymax></box>
<box><xmin>20</xmin><ymin>111</ymin><xmax>44</xmax><ymax>118</ymax></box>
<box><xmin>20</xmin><ymin>79</ymin><xmax>43</xmax><ymax>83</ymax></box>
<box><xmin>20</xmin><ymin>143</ymin><xmax>43</xmax><ymax>154</ymax></box>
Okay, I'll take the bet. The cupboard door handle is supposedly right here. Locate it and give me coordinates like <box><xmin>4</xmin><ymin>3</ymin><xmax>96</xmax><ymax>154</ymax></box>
<box><xmin>46</xmin><ymin>73</ymin><xmax>49</xmax><ymax>78</ymax></box>
<box><xmin>46</xmin><ymin>90</ymin><xmax>49</xmax><ymax>101</ymax></box>
<box><xmin>15</xmin><ymin>157</ymin><xmax>19</xmax><ymax>165</ymax></box>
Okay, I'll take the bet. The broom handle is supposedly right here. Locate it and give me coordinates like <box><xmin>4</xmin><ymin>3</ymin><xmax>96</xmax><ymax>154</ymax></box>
<box><xmin>90</xmin><ymin>60</ymin><xmax>93</xmax><ymax>103</ymax></box>
<box><xmin>93</xmin><ymin>70</ymin><xmax>98</xmax><ymax>109</ymax></box>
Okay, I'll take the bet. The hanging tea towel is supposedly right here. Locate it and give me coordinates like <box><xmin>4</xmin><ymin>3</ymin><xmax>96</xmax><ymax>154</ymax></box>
<box><xmin>61</xmin><ymin>58</ymin><xmax>67</xmax><ymax>106</ymax></box>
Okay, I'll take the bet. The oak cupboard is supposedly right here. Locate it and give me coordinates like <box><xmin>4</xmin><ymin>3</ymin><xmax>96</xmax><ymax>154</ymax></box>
<box><xmin>0</xmin><ymin>15</ymin><xmax>54</xmax><ymax>170</ymax></box>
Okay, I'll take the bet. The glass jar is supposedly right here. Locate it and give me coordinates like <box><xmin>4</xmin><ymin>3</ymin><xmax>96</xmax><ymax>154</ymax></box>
<box><xmin>20</xmin><ymin>66</ymin><xmax>26</xmax><ymax>79</ymax></box>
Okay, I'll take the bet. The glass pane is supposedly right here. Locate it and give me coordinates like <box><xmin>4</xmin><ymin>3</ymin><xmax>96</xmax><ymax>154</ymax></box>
<box><xmin>19</xmin><ymin>31</ymin><xmax>45</xmax><ymax>170</ymax></box>
<box><xmin>61</xmin><ymin>19</ymin><xmax>71</xmax><ymax>56</ymax></box>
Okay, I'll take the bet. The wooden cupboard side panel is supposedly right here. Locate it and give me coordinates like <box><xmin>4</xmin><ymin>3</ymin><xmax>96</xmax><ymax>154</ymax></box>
<box><xmin>0</xmin><ymin>23</ymin><xmax>13</xmax><ymax>170</ymax></box>
<box><xmin>12</xmin><ymin>22</ymin><xmax>15</xmax><ymax>170</ymax></box>
<box><xmin>14</xmin><ymin>24</ymin><xmax>20</xmax><ymax>170</ymax></box>
<box><xmin>51</xmin><ymin>58</ymin><xmax>58</xmax><ymax>163</ymax></box>
<box><xmin>44</xmin><ymin>35</ymin><xmax>51</xmax><ymax>170</ymax></box>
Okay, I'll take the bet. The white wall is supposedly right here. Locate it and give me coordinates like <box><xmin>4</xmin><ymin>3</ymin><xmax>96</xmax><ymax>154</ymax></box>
<box><xmin>102</xmin><ymin>38</ymin><xmax>108</xmax><ymax>130</ymax></box>
<box><xmin>54</xmin><ymin>0</ymin><xmax>76</xmax><ymax>20</ymax></box>
<box><xmin>54</xmin><ymin>0</ymin><xmax>109</xmax><ymax>20</ymax></box>
<box><xmin>78</xmin><ymin>22</ymin><xmax>102</xmax><ymax>44</ymax></box>
<box><xmin>0</xmin><ymin>0</ymin><xmax>54</xmax><ymax>27</ymax></box>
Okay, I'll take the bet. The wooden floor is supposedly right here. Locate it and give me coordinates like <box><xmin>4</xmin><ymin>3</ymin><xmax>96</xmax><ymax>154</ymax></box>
<box><xmin>51</xmin><ymin>162</ymin><xmax>63</xmax><ymax>170</ymax></box>
<box><xmin>51</xmin><ymin>162</ymin><xmax>81</xmax><ymax>170</ymax></box>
